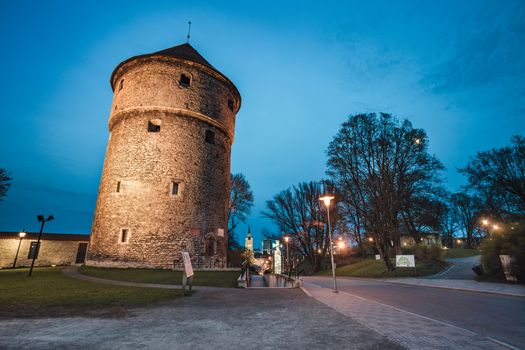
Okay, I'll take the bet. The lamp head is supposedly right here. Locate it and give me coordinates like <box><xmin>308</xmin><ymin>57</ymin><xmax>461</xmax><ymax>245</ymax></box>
<box><xmin>37</xmin><ymin>215</ymin><xmax>45</xmax><ymax>222</ymax></box>
<box><xmin>47</xmin><ymin>215</ymin><xmax>54</xmax><ymax>221</ymax></box>
<box><xmin>19</xmin><ymin>231</ymin><xmax>26</xmax><ymax>238</ymax></box>
<box><xmin>319</xmin><ymin>195</ymin><xmax>335</xmax><ymax>208</ymax></box>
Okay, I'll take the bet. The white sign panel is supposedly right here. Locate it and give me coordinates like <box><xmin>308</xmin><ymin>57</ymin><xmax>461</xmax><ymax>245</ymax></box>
<box><xmin>499</xmin><ymin>255</ymin><xmax>518</xmax><ymax>282</ymax></box>
<box><xmin>181</xmin><ymin>251</ymin><xmax>194</xmax><ymax>277</ymax></box>
<box><xmin>375</xmin><ymin>254</ymin><xmax>381</xmax><ymax>260</ymax></box>
<box><xmin>396</xmin><ymin>255</ymin><xmax>415</xmax><ymax>267</ymax></box>
<box><xmin>274</xmin><ymin>250</ymin><xmax>282</xmax><ymax>274</ymax></box>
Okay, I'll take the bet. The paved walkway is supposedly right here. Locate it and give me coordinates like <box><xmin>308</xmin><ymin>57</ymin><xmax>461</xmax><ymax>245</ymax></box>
<box><xmin>1</xmin><ymin>287</ymin><xmax>400</xmax><ymax>349</ymax></box>
<box><xmin>302</xmin><ymin>282</ymin><xmax>511</xmax><ymax>350</ymax></box>
<box><xmin>250</xmin><ymin>274</ymin><xmax>266</xmax><ymax>287</ymax></box>
<box><xmin>62</xmin><ymin>266</ymin><xmax>224</xmax><ymax>290</ymax></box>
<box><xmin>380</xmin><ymin>277</ymin><xmax>525</xmax><ymax>297</ymax></box>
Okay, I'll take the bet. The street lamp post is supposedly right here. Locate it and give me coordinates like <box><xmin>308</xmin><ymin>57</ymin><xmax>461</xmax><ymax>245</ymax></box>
<box><xmin>28</xmin><ymin>215</ymin><xmax>54</xmax><ymax>277</ymax></box>
<box><xmin>320</xmin><ymin>195</ymin><xmax>337</xmax><ymax>293</ymax></box>
<box><xmin>284</xmin><ymin>235</ymin><xmax>290</xmax><ymax>277</ymax></box>
<box><xmin>12</xmin><ymin>230</ymin><xmax>26</xmax><ymax>268</ymax></box>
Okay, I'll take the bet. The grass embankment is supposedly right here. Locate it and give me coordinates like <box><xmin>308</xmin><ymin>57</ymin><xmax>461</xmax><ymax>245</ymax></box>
<box><xmin>317</xmin><ymin>259</ymin><xmax>449</xmax><ymax>278</ymax></box>
<box><xmin>443</xmin><ymin>248</ymin><xmax>480</xmax><ymax>259</ymax></box>
<box><xmin>79</xmin><ymin>266</ymin><xmax>240</xmax><ymax>288</ymax></box>
<box><xmin>0</xmin><ymin>267</ymin><xmax>184</xmax><ymax>318</ymax></box>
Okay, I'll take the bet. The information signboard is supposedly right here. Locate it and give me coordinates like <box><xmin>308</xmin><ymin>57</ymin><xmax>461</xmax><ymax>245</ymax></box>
<box><xmin>396</xmin><ymin>255</ymin><xmax>415</xmax><ymax>267</ymax></box>
<box><xmin>181</xmin><ymin>252</ymin><xmax>194</xmax><ymax>277</ymax></box>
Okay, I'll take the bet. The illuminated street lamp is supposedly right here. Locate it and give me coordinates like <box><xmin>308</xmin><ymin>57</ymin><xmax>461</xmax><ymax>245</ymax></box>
<box><xmin>284</xmin><ymin>235</ymin><xmax>290</xmax><ymax>277</ymax></box>
<box><xmin>12</xmin><ymin>230</ymin><xmax>26</xmax><ymax>268</ymax></box>
<box><xmin>319</xmin><ymin>195</ymin><xmax>337</xmax><ymax>293</ymax></box>
<box><xmin>28</xmin><ymin>215</ymin><xmax>54</xmax><ymax>277</ymax></box>
<box><xmin>368</xmin><ymin>237</ymin><xmax>374</xmax><ymax>242</ymax></box>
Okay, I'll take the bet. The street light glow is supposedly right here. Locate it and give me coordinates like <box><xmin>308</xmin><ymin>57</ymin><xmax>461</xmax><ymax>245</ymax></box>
<box><xmin>368</xmin><ymin>237</ymin><xmax>374</xmax><ymax>242</ymax></box>
<box><xmin>482</xmin><ymin>219</ymin><xmax>489</xmax><ymax>226</ymax></box>
<box><xmin>319</xmin><ymin>195</ymin><xmax>335</xmax><ymax>208</ymax></box>
<box><xmin>493</xmin><ymin>224</ymin><xmax>500</xmax><ymax>230</ymax></box>
<box><xmin>18</xmin><ymin>231</ymin><xmax>26</xmax><ymax>238</ymax></box>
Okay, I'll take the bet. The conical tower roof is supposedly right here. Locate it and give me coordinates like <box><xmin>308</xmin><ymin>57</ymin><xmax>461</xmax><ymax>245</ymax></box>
<box><xmin>151</xmin><ymin>43</ymin><xmax>216</xmax><ymax>71</ymax></box>
<box><xmin>110</xmin><ymin>43</ymin><xmax>237</xmax><ymax>95</ymax></box>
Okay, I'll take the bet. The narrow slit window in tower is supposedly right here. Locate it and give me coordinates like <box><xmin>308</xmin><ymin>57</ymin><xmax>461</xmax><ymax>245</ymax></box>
<box><xmin>172</xmin><ymin>182</ymin><xmax>180</xmax><ymax>195</ymax></box>
<box><xmin>120</xmin><ymin>229</ymin><xmax>129</xmax><ymax>244</ymax></box>
<box><xmin>179</xmin><ymin>74</ymin><xmax>191</xmax><ymax>87</ymax></box>
<box><xmin>118</xmin><ymin>79</ymin><xmax>124</xmax><ymax>91</ymax></box>
<box><xmin>228</xmin><ymin>99</ymin><xmax>234</xmax><ymax>112</ymax></box>
<box><xmin>116</xmin><ymin>181</ymin><xmax>121</xmax><ymax>193</ymax></box>
<box><xmin>148</xmin><ymin>120</ymin><xmax>161</xmax><ymax>132</ymax></box>
<box><xmin>205</xmin><ymin>130</ymin><xmax>215</xmax><ymax>144</ymax></box>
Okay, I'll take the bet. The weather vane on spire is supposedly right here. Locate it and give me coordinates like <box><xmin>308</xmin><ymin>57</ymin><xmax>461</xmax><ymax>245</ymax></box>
<box><xmin>186</xmin><ymin>21</ymin><xmax>192</xmax><ymax>44</ymax></box>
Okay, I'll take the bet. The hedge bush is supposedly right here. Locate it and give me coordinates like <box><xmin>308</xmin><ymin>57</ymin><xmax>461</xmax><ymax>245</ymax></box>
<box><xmin>480</xmin><ymin>221</ymin><xmax>525</xmax><ymax>282</ymax></box>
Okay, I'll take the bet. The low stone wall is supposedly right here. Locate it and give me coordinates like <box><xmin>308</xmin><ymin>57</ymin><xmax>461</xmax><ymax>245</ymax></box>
<box><xmin>0</xmin><ymin>233</ymin><xmax>89</xmax><ymax>269</ymax></box>
<box><xmin>263</xmin><ymin>273</ymin><xmax>303</xmax><ymax>288</ymax></box>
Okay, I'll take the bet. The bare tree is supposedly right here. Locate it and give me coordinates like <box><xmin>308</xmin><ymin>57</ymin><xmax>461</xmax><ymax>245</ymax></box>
<box><xmin>228</xmin><ymin>173</ymin><xmax>254</xmax><ymax>250</ymax></box>
<box><xmin>438</xmin><ymin>196</ymin><xmax>460</xmax><ymax>248</ymax></box>
<box><xmin>450</xmin><ymin>192</ymin><xmax>482</xmax><ymax>248</ymax></box>
<box><xmin>460</xmin><ymin>135</ymin><xmax>525</xmax><ymax>216</ymax></box>
<box><xmin>262</xmin><ymin>181</ymin><xmax>338</xmax><ymax>272</ymax></box>
<box><xmin>0</xmin><ymin>168</ymin><xmax>11</xmax><ymax>204</ymax></box>
<box><xmin>327</xmin><ymin>113</ymin><xmax>444</xmax><ymax>271</ymax></box>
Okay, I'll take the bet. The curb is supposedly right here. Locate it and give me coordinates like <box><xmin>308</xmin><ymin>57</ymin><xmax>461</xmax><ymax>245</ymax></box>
<box><xmin>378</xmin><ymin>279</ymin><xmax>525</xmax><ymax>298</ymax></box>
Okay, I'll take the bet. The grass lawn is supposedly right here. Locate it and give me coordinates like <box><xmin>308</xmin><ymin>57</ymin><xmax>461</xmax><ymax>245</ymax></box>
<box><xmin>79</xmin><ymin>266</ymin><xmax>240</xmax><ymax>288</ymax></box>
<box><xmin>317</xmin><ymin>259</ymin><xmax>449</xmax><ymax>278</ymax></box>
<box><xmin>443</xmin><ymin>248</ymin><xmax>481</xmax><ymax>259</ymax></box>
<box><xmin>0</xmin><ymin>267</ymin><xmax>184</xmax><ymax>318</ymax></box>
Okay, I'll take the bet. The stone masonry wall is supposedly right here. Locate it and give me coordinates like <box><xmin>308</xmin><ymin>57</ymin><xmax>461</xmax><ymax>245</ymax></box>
<box><xmin>0</xmin><ymin>238</ymin><xmax>87</xmax><ymax>269</ymax></box>
<box><xmin>87</xmin><ymin>55</ymin><xmax>239</xmax><ymax>269</ymax></box>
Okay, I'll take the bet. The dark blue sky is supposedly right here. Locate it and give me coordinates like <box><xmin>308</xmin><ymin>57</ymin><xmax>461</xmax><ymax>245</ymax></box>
<box><xmin>0</xmin><ymin>1</ymin><xmax>524</xmax><ymax>248</ymax></box>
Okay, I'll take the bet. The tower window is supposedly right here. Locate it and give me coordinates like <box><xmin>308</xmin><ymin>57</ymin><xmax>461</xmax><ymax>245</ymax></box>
<box><xmin>118</xmin><ymin>79</ymin><xmax>124</xmax><ymax>91</ymax></box>
<box><xmin>205</xmin><ymin>130</ymin><xmax>215</xmax><ymax>144</ymax></box>
<box><xmin>228</xmin><ymin>99</ymin><xmax>234</xmax><ymax>112</ymax></box>
<box><xmin>120</xmin><ymin>229</ymin><xmax>129</xmax><ymax>244</ymax></box>
<box><xmin>116</xmin><ymin>181</ymin><xmax>121</xmax><ymax>193</ymax></box>
<box><xmin>148</xmin><ymin>119</ymin><xmax>161</xmax><ymax>132</ymax></box>
<box><xmin>179</xmin><ymin>74</ymin><xmax>191</xmax><ymax>87</ymax></box>
<box><xmin>171</xmin><ymin>182</ymin><xmax>180</xmax><ymax>195</ymax></box>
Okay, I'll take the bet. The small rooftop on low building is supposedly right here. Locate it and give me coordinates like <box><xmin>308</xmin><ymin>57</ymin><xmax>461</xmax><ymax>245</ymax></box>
<box><xmin>0</xmin><ymin>231</ymin><xmax>90</xmax><ymax>241</ymax></box>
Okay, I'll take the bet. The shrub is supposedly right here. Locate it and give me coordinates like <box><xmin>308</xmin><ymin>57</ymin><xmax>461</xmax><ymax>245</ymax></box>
<box><xmin>480</xmin><ymin>220</ymin><xmax>525</xmax><ymax>282</ymax></box>
<box><xmin>411</xmin><ymin>245</ymin><xmax>443</xmax><ymax>262</ymax></box>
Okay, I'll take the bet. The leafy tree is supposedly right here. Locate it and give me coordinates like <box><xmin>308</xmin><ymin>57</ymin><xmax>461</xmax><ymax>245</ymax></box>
<box><xmin>460</xmin><ymin>135</ymin><xmax>525</xmax><ymax>216</ymax></box>
<box><xmin>0</xmin><ymin>168</ymin><xmax>12</xmax><ymax>204</ymax></box>
<box><xmin>228</xmin><ymin>173</ymin><xmax>254</xmax><ymax>250</ymax></box>
<box><xmin>327</xmin><ymin>113</ymin><xmax>444</xmax><ymax>271</ymax></box>
<box><xmin>262</xmin><ymin>181</ymin><xmax>338</xmax><ymax>272</ymax></box>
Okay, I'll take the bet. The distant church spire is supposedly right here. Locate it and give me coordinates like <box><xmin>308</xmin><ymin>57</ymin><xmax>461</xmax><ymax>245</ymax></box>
<box><xmin>186</xmin><ymin>21</ymin><xmax>192</xmax><ymax>44</ymax></box>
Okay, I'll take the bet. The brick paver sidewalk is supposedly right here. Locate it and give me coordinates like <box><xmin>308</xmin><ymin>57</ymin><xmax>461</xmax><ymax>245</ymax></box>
<box><xmin>303</xmin><ymin>282</ymin><xmax>508</xmax><ymax>350</ymax></box>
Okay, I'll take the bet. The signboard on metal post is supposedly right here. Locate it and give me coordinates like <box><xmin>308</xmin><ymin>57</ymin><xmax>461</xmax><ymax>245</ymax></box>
<box><xmin>181</xmin><ymin>251</ymin><xmax>194</xmax><ymax>292</ymax></box>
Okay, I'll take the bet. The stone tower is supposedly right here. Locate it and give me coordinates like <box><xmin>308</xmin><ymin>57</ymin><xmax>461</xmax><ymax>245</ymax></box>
<box><xmin>244</xmin><ymin>227</ymin><xmax>253</xmax><ymax>253</ymax></box>
<box><xmin>86</xmin><ymin>43</ymin><xmax>241</xmax><ymax>268</ymax></box>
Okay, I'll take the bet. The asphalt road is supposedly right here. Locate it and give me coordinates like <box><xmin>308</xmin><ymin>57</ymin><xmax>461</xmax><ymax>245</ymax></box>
<box><xmin>428</xmin><ymin>255</ymin><xmax>481</xmax><ymax>280</ymax></box>
<box><xmin>304</xmin><ymin>276</ymin><xmax>525</xmax><ymax>349</ymax></box>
